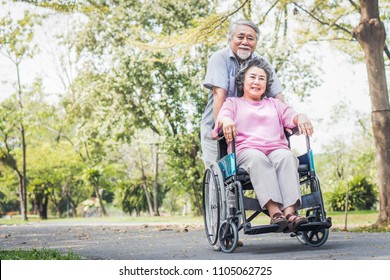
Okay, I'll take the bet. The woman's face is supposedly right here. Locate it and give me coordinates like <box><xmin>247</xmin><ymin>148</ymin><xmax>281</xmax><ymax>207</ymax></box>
<box><xmin>243</xmin><ymin>66</ymin><xmax>267</xmax><ymax>101</ymax></box>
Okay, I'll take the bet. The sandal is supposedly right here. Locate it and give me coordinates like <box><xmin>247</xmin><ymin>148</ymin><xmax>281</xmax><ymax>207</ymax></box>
<box><xmin>270</xmin><ymin>212</ymin><xmax>288</xmax><ymax>232</ymax></box>
<box><xmin>286</xmin><ymin>213</ymin><xmax>309</xmax><ymax>232</ymax></box>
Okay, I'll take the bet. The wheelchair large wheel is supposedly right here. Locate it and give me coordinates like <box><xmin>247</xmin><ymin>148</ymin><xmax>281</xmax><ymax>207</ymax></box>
<box><xmin>297</xmin><ymin>215</ymin><xmax>329</xmax><ymax>247</ymax></box>
<box><xmin>218</xmin><ymin>220</ymin><xmax>238</xmax><ymax>253</ymax></box>
<box><xmin>203</xmin><ymin>163</ymin><xmax>226</xmax><ymax>246</ymax></box>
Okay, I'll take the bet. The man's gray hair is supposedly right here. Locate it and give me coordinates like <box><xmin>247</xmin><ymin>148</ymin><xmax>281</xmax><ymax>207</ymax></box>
<box><xmin>228</xmin><ymin>19</ymin><xmax>260</xmax><ymax>41</ymax></box>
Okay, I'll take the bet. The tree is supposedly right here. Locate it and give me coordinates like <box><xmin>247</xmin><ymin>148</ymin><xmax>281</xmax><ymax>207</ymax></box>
<box><xmin>0</xmin><ymin>11</ymin><xmax>39</xmax><ymax>220</ymax></box>
<box><xmin>352</xmin><ymin>0</ymin><xmax>390</xmax><ymax>224</ymax></box>
<box><xmin>28</xmin><ymin>141</ymin><xmax>86</xmax><ymax>219</ymax></box>
<box><xmin>82</xmin><ymin>167</ymin><xmax>108</xmax><ymax>216</ymax></box>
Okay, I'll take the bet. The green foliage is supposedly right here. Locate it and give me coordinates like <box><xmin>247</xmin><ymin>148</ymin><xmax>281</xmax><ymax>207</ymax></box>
<box><xmin>0</xmin><ymin>165</ymin><xmax>19</xmax><ymax>213</ymax></box>
<box><xmin>0</xmin><ymin>9</ymin><xmax>40</xmax><ymax>61</ymax></box>
<box><xmin>0</xmin><ymin>191</ymin><xmax>19</xmax><ymax>213</ymax></box>
<box><xmin>27</xmin><ymin>142</ymin><xmax>87</xmax><ymax>218</ymax></box>
<box><xmin>348</xmin><ymin>176</ymin><xmax>378</xmax><ymax>210</ymax></box>
<box><xmin>0</xmin><ymin>248</ymin><xmax>81</xmax><ymax>260</ymax></box>
<box><xmin>117</xmin><ymin>180</ymin><xmax>149</xmax><ymax>215</ymax></box>
<box><xmin>326</xmin><ymin>175</ymin><xmax>378</xmax><ymax>211</ymax></box>
<box><xmin>164</xmin><ymin>130</ymin><xmax>204</xmax><ymax>215</ymax></box>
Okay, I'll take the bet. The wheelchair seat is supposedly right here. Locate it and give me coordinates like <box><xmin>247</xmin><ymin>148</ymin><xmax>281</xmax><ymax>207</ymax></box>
<box><xmin>236</xmin><ymin>154</ymin><xmax>310</xmax><ymax>191</ymax></box>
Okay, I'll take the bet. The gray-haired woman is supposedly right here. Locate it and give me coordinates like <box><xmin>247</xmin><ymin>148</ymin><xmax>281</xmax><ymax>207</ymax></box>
<box><xmin>213</xmin><ymin>57</ymin><xmax>312</xmax><ymax>232</ymax></box>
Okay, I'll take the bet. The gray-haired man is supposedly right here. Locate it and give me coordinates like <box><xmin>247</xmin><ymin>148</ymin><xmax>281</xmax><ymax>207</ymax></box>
<box><xmin>200</xmin><ymin>19</ymin><xmax>284</xmax><ymax>166</ymax></box>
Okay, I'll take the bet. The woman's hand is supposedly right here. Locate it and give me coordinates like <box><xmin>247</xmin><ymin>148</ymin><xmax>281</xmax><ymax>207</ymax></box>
<box><xmin>296</xmin><ymin>114</ymin><xmax>313</xmax><ymax>137</ymax></box>
<box><xmin>220</xmin><ymin>117</ymin><xmax>236</xmax><ymax>142</ymax></box>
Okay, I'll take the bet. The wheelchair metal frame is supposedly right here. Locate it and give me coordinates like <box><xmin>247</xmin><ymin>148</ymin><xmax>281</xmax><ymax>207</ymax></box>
<box><xmin>203</xmin><ymin>127</ymin><xmax>332</xmax><ymax>253</ymax></box>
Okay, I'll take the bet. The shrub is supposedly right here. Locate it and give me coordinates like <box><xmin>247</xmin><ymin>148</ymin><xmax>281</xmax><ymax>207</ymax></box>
<box><xmin>326</xmin><ymin>175</ymin><xmax>378</xmax><ymax>211</ymax></box>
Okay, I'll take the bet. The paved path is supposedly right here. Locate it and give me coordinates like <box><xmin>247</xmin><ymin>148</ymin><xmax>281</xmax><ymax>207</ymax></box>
<box><xmin>1</xmin><ymin>221</ymin><xmax>390</xmax><ymax>260</ymax></box>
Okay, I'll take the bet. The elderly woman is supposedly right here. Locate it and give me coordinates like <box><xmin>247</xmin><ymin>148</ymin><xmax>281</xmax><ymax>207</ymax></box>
<box><xmin>212</xmin><ymin>57</ymin><xmax>311</xmax><ymax>232</ymax></box>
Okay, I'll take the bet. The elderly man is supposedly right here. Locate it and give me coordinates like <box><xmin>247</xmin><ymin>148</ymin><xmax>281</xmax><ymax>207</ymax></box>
<box><xmin>200</xmin><ymin>19</ymin><xmax>284</xmax><ymax>166</ymax></box>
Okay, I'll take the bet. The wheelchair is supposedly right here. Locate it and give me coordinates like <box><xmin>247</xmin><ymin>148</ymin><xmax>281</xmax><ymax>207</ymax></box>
<box><xmin>202</xmin><ymin>126</ymin><xmax>332</xmax><ymax>253</ymax></box>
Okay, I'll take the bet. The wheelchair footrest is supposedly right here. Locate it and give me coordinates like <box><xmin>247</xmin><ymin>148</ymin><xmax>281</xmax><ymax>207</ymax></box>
<box><xmin>283</xmin><ymin>218</ymin><xmax>332</xmax><ymax>233</ymax></box>
<box><xmin>244</xmin><ymin>224</ymin><xmax>279</xmax><ymax>235</ymax></box>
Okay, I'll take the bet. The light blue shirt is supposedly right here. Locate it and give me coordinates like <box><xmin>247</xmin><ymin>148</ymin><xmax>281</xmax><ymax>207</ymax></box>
<box><xmin>201</xmin><ymin>46</ymin><xmax>284</xmax><ymax>129</ymax></box>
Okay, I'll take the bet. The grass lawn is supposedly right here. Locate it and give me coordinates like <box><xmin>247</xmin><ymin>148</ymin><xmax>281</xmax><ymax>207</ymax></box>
<box><xmin>0</xmin><ymin>248</ymin><xmax>81</xmax><ymax>260</ymax></box>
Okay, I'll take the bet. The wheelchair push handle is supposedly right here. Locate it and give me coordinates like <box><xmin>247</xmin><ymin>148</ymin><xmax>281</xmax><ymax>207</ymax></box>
<box><xmin>285</xmin><ymin>126</ymin><xmax>300</xmax><ymax>137</ymax></box>
<box><xmin>218</xmin><ymin>129</ymin><xmax>236</xmax><ymax>155</ymax></box>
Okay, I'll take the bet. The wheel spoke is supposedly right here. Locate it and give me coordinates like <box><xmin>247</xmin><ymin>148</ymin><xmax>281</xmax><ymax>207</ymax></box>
<box><xmin>300</xmin><ymin>228</ymin><xmax>329</xmax><ymax>247</ymax></box>
<box><xmin>219</xmin><ymin>221</ymin><xmax>238</xmax><ymax>253</ymax></box>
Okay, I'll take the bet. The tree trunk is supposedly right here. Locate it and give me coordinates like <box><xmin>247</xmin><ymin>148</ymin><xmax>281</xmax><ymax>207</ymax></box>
<box><xmin>16</xmin><ymin>62</ymin><xmax>28</xmax><ymax>222</ymax></box>
<box><xmin>21</xmin><ymin>124</ymin><xmax>27</xmax><ymax>221</ymax></box>
<box><xmin>136</xmin><ymin>142</ymin><xmax>155</xmax><ymax>216</ymax></box>
<box><xmin>39</xmin><ymin>197</ymin><xmax>48</xmax><ymax>220</ymax></box>
<box><xmin>141</xmin><ymin>177</ymin><xmax>155</xmax><ymax>216</ymax></box>
<box><xmin>353</xmin><ymin>0</ymin><xmax>390</xmax><ymax>223</ymax></box>
<box><xmin>152</xmin><ymin>144</ymin><xmax>160</xmax><ymax>216</ymax></box>
<box><xmin>94</xmin><ymin>185</ymin><xmax>108</xmax><ymax>216</ymax></box>
<box><xmin>15</xmin><ymin>170</ymin><xmax>27</xmax><ymax>219</ymax></box>
<box><xmin>191</xmin><ymin>143</ymin><xmax>203</xmax><ymax>216</ymax></box>
<box><xmin>68</xmin><ymin>195</ymin><xmax>78</xmax><ymax>217</ymax></box>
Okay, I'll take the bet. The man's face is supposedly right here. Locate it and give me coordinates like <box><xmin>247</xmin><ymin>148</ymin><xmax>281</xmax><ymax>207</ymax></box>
<box><xmin>229</xmin><ymin>25</ymin><xmax>257</xmax><ymax>62</ymax></box>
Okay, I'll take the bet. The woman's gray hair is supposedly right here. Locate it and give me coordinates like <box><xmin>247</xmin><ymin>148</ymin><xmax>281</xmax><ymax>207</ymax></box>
<box><xmin>228</xmin><ymin>19</ymin><xmax>260</xmax><ymax>41</ymax></box>
<box><xmin>236</xmin><ymin>57</ymin><xmax>274</xmax><ymax>97</ymax></box>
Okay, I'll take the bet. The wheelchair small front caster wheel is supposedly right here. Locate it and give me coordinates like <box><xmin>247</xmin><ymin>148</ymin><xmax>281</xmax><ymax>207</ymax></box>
<box><xmin>296</xmin><ymin>215</ymin><xmax>329</xmax><ymax>247</ymax></box>
<box><xmin>218</xmin><ymin>220</ymin><xmax>238</xmax><ymax>253</ymax></box>
<box><xmin>297</xmin><ymin>228</ymin><xmax>329</xmax><ymax>247</ymax></box>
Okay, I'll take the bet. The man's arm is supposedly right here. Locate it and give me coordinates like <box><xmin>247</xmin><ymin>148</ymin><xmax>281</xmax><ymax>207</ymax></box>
<box><xmin>274</xmin><ymin>92</ymin><xmax>285</xmax><ymax>102</ymax></box>
<box><xmin>213</xmin><ymin>86</ymin><xmax>227</xmax><ymax>121</ymax></box>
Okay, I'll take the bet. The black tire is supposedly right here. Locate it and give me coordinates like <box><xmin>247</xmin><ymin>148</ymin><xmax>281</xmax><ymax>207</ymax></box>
<box><xmin>297</xmin><ymin>215</ymin><xmax>329</xmax><ymax>247</ymax></box>
<box><xmin>219</xmin><ymin>220</ymin><xmax>238</xmax><ymax>253</ymax></box>
<box><xmin>203</xmin><ymin>164</ymin><xmax>226</xmax><ymax>246</ymax></box>
<box><xmin>297</xmin><ymin>228</ymin><xmax>329</xmax><ymax>247</ymax></box>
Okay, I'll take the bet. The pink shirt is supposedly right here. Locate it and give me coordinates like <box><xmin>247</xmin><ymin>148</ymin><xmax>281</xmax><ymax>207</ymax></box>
<box><xmin>212</xmin><ymin>97</ymin><xmax>298</xmax><ymax>155</ymax></box>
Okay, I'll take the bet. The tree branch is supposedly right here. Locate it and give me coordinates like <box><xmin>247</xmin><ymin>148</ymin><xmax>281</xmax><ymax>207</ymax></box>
<box><xmin>385</xmin><ymin>44</ymin><xmax>390</xmax><ymax>60</ymax></box>
<box><xmin>293</xmin><ymin>2</ymin><xmax>390</xmax><ymax>60</ymax></box>
<box><xmin>292</xmin><ymin>2</ymin><xmax>353</xmax><ymax>37</ymax></box>
<box><xmin>199</xmin><ymin>0</ymin><xmax>250</xmax><ymax>37</ymax></box>
<box><xmin>258</xmin><ymin>0</ymin><xmax>279</xmax><ymax>25</ymax></box>
<box><xmin>348</xmin><ymin>0</ymin><xmax>360</xmax><ymax>12</ymax></box>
